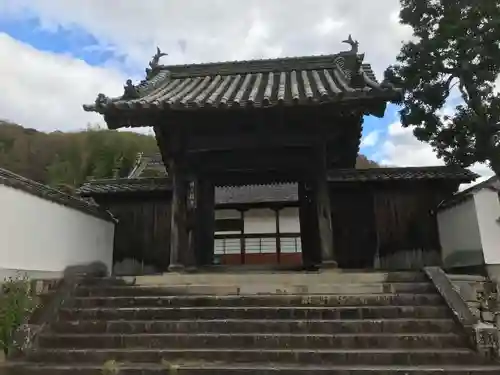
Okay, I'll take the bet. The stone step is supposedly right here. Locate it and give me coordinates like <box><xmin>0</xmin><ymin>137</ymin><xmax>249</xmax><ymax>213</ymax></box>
<box><xmin>49</xmin><ymin>318</ymin><xmax>458</xmax><ymax>335</ymax></box>
<box><xmin>75</xmin><ymin>282</ymin><xmax>436</xmax><ymax>297</ymax></box>
<box><xmin>70</xmin><ymin>294</ymin><xmax>444</xmax><ymax>309</ymax></box>
<box><xmin>25</xmin><ymin>348</ymin><xmax>491</xmax><ymax>366</ymax></box>
<box><xmin>37</xmin><ymin>332</ymin><xmax>465</xmax><ymax>350</ymax></box>
<box><xmin>58</xmin><ymin>305</ymin><xmax>452</xmax><ymax>321</ymax></box>
<box><xmin>8</xmin><ymin>362</ymin><xmax>500</xmax><ymax>375</ymax></box>
<box><xmin>117</xmin><ymin>271</ymin><xmax>428</xmax><ymax>286</ymax></box>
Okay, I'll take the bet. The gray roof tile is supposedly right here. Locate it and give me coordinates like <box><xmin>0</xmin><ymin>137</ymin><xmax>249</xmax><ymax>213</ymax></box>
<box><xmin>83</xmin><ymin>52</ymin><xmax>401</xmax><ymax>125</ymax></box>
<box><xmin>0</xmin><ymin>168</ymin><xmax>115</xmax><ymax>222</ymax></box>
<box><xmin>328</xmin><ymin>166</ymin><xmax>478</xmax><ymax>182</ymax></box>
<box><xmin>77</xmin><ymin>177</ymin><xmax>171</xmax><ymax>195</ymax></box>
<box><xmin>78</xmin><ymin>166</ymin><xmax>477</xmax><ymax>205</ymax></box>
<box><xmin>438</xmin><ymin>175</ymin><xmax>499</xmax><ymax>211</ymax></box>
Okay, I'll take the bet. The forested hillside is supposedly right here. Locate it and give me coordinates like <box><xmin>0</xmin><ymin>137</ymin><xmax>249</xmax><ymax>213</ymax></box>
<box><xmin>0</xmin><ymin>120</ymin><xmax>379</xmax><ymax>192</ymax></box>
<box><xmin>0</xmin><ymin>121</ymin><xmax>158</xmax><ymax>192</ymax></box>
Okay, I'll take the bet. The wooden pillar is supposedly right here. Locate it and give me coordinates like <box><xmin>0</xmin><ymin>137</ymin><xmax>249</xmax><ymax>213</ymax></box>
<box><xmin>194</xmin><ymin>178</ymin><xmax>215</xmax><ymax>266</ymax></box>
<box><xmin>298</xmin><ymin>181</ymin><xmax>318</xmax><ymax>267</ymax></box>
<box><xmin>183</xmin><ymin>180</ymin><xmax>197</xmax><ymax>270</ymax></box>
<box><xmin>275</xmin><ymin>208</ymin><xmax>281</xmax><ymax>264</ymax></box>
<box><xmin>168</xmin><ymin>157</ymin><xmax>188</xmax><ymax>272</ymax></box>
<box><xmin>314</xmin><ymin>144</ymin><xmax>337</xmax><ymax>268</ymax></box>
<box><xmin>239</xmin><ymin>209</ymin><xmax>246</xmax><ymax>265</ymax></box>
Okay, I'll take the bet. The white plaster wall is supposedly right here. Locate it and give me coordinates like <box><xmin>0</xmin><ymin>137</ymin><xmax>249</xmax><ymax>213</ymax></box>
<box><xmin>474</xmin><ymin>189</ymin><xmax>500</xmax><ymax>265</ymax></box>
<box><xmin>214</xmin><ymin>207</ymin><xmax>301</xmax><ymax>255</ymax></box>
<box><xmin>0</xmin><ymin>185</ymin><xmax>115</xmax><ymax>277</ymax></box>
<box><xmin>279</xmin><ymin>207</ymin><xmax>300</xmax><ymax>233</ymax></box>
<box><xmin>244</xmin><ymin>208</ymin><xmax>276</xmax><ymax>234</ymax></box>
<box><xmin>437</xmin><ymin>197</ymin><xmax>483</xmax><ymax>268</ymax></box>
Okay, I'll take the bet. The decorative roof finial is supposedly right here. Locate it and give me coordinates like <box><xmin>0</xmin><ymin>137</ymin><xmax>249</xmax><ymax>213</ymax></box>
<box><xmin>149</xmin><ymin>47</ymin><xmax>168</xmax><ymax>70</ymax></box>
<box><xmin>146</xmin><ymin>47</ymin><xmax>168</xmax><ymax>80</ymax></box>
<box><xmin>122</xmin><ymin>79</ymin><xmax>140</xmax><ymax>100</ymax></box>
<box><xmin>342</xmin><ymin>35</ymin><xmax>359</xmax><ymax>54</ymax></box>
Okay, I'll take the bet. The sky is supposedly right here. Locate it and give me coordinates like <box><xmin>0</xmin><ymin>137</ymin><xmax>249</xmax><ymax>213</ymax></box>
<box><xmin>0</xmin><ymin>0</ymin><xmax>494</xmax><ymax>184</ymax></box>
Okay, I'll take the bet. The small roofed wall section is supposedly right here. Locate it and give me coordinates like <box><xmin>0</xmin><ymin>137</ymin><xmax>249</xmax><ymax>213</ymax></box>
<box><xmin>79</xmin><ymin>167</ymin><xmax>473</xmax><ymax>272</ymax></box>
<box><xmin>330</xmin><ymin>180</ymin><xmax>452</xmax><ymax>270</ymax></box>
<box><xmin>436</xmin><ymin>177</ymin><xmax>500</xmax><ymax>275</ymax></box>
<box><xmin>89</xmin><ymin>192</ymin><xmax>172</xmax><ymax>275</ymax></box>
<box><xmin>0</xmin><ymin>177</ymin><xmax>115</xmax><ymax>279</ymax></box>
<box><xmin>438</xmin><ymin>197</ymin><xmax>483</xmax><ymax>271</ymax></box>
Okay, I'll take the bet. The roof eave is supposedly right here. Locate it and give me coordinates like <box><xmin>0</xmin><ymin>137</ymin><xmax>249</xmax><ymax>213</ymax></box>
<box><xmin>84</xmin><ymin>90</ymin><xmax>401</xmax><ymax>131</ymax></box>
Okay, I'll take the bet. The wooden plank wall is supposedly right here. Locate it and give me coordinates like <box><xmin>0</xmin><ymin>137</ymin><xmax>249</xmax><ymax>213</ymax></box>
<box><xmin>93</xmin><ymin>194</ymin><xmax>171</xmax><ymax>273</ymax></box>
<box><xmin>330</xmin><ymin>185</ymin><xmax>377</xmax><ymax>269</ymax></box>
<box><xmin>330</xmin><ymin>181</ymin><xmax>451</xmax><ymax>270</ymax></box>
<box><xmin>89</xmin><ymin>180</ymin><xmax>455</xmax><ymax>272</ymax></box>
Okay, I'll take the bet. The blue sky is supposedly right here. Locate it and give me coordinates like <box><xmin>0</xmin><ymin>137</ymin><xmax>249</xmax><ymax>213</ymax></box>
<box><xmin>0</xmin><ymin>0</ymin><xmax>491</xmax><ymax>179</ymax></box>
<box><xmin>0</xmin><ymin>15</ymin><xmax>394</xmax><ymax>164</ymax></box>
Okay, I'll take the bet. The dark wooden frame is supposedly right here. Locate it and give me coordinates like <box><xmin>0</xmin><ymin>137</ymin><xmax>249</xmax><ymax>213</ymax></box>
<box><xmin>154</xmin><ymin>106</ymin><xmax>368</xmax><ymax>271</ymax></box>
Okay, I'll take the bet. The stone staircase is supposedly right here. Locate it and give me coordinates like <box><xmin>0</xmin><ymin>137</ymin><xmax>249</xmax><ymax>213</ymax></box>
<box><xmin>6</xmin><ymin>271</ymin><xmax>500</xmax><ymax>374</ymax></box>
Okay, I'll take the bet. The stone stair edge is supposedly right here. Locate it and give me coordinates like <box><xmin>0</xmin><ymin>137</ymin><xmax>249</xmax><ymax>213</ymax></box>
<box><xmin>85</xmin><ymin>272</ymin><xmax>429</xmax><ymax>286</ymax></box>
<box><xmin>28</xmin><ymin>347</ymin><xmax>478</xmax><ymax>353</ymax></box>
<box><xmin>8</xmin><ymin>362</ymin><xmax>500</xmax><ymax>371</ymax></box>
<box><xmin>78</xmin><ymin>282</ymin><xmax>433</xmax><ymax>286</ymax></box>
<box><xmin>72</xmin><ymin>292</ymin><xmax>440</xmax><ymax>298</ymax></box>
<box><xmin>51</xmin><ymin>317</ymin><xmax>456</xmax><ymax>322</ymax></box>
<box><xmin>39</xmin><ymin>332</ymin><xmax>463</xmax><ymax>338</ymax></box>
<box><xmin>59</xmin><ymin>305</ymin><xmax>452</xmax><ymax>311</ymax></box>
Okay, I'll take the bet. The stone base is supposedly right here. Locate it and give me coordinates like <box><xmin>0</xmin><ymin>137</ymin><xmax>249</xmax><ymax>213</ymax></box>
<box><xmin>319</xmin><ymin>260</ymin><xmax>338</xmax><ymax>269</ymax></box>
<box><xmin>486</xmin><ymin>264</ymin><xmax>500</xmax><ymax>284</ymax></box>
<box><xmin>167</xmin><ymin>263</ymin><xmax>185</xmax><ymax>273</ymax></box>
<box><xmin>185</xmin><ymin>266</ymin><xmax>198</xmax><ymax>273</ymax></box>
<box><xmin>474</xmin><ymin>322</ymin><xmax>499</xmax><ymax>360</ymax></box>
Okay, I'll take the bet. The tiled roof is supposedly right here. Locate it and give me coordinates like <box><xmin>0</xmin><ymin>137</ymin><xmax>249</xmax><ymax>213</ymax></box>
<box><xmin>77</xmin><ymin>166</ymin><xmax>477</xmax><ymax>204</ymax></box>
<box><xmin>328</xmin><ymin>166</ymin><xmax>478</xmax><ymax>183</ymax></box>
<box><xmin>126</xmin><ymin>152</ymin><xmax>477</xmax><ymax>184</ymax></box>
<box><xmin>83</xmin><ymin>44</ymin><xmax>401</xmax><ymax>127</ymax></box>
<box><xmin>438</xmin><ymin>175</ymin><xmax>499</xmax><ymax>211</ymax></box>
<box><xmin>215</xmin><ymin>184</ymin><xmax>298</xmax><ymax>205</ymax></box>
<box><xmin>128</xmin><ymin>153</ymin><xmax>167</xmax><ymax>178</ymax></box>
<box><xmin>77</xmin><ymin>177</ymin><xmax>171</xmax><ymax>195</ymax></box>
<box><xmin>0</xmin><ymin>168</ymin><xmax>115</xmax><ymax>222</ymax></box>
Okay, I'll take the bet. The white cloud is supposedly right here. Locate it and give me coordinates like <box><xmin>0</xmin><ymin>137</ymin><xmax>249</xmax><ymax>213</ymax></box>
<box><xmin>378</xmin><ymin>122</ymin><xmax>443</xmax><ymax>167</ymax></box>
<box><xmin>361</xmin><ymin>130</ymin><xmax>380</xmax><ymax>148</ymax></box>
<box><xmin>0</xmin><ymin>0</ymin><xmax>415</xmax><ymax>133</ymax></box>
<box><xmin>376</xmin><ymin>121</ymin><xmax>494</xmax><ymax>188</ymax></box>
<box><xmin>315</xmin><ymin>17</ymin><xmax>344</xmax><ymax>36</ymax></box>
<box><xmin>0</xmin><ymin>0</ymin><xmax>411</xmax><ymax>76</ymax></box>
<box><xmin>0</xmin><ymin>33</ymin><xmax>126</xmax><ymax>132</ymax></box>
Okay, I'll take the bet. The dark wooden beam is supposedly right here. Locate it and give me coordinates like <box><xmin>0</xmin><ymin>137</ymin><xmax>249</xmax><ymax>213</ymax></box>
<box><xmin>314</xmin><ymin>142</ymin><xmax>337</xmax><ymax>268</ymax></box>
<box><xmin>298</xmin><ymin>181</ymin><xmax>318</xmax><ymax>267</ymax></box>
<box><xmin>188</xmin><ymin>149</ymin><xmax>315</xmax><ymax>174</ymax></box>
<box><xmin>239</xmin><ymin>209</ymin><xmax>246</xmax><ymax>265</ymax></box>
<box><xmin>275</xmin><ymin>208</ymin><xmax>281</xmax><ymax>264</ymax></box>
<box><xmin>214</xmin><ymin>232</ymin><xmax>301</xmax><ymax>240</ymax></box>
<box><xmin>168</xmin><ymin>156</ymin><xmax>188</xmax><ymax>272</ymax></box>
<box><xmin>185</xmin><ymin>131</ymin><xmax>339</xmax><ymax>153</ymax></box>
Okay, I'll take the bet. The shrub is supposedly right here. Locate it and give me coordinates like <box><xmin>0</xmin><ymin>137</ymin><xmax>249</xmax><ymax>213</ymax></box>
<box><xmin>0</xmin><ymin>273</ymin><xmax>37</xmax><ymax>355</ymax></box>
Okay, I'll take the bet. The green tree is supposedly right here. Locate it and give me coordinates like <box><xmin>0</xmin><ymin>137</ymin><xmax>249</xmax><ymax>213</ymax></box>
<box><xmin>0</xmin><ymin>121</ymin><xmax>160</xmax><ymax>189</ymax></box>
<box><xmin>385</xmin><ymin>0</ymin><xmax>500</xmax><ymax>177</ymax></box>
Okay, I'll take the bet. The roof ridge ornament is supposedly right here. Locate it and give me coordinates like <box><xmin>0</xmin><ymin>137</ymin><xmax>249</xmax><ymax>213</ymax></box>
<box><xmin>95</xmin><ymin>93</ymin><xmax>117</xmax><ymax>108</ymax></box>
<box><xmin>122</xmin><ymin>79</ymin><xmax>140</xmax><ymax>100</ymax></box>
<box><xmin>342</xmin><ymin>35</ymin><xmax>359</xmax><ymax>54</ymax></box>
<box><xmin>337</xmin><ymin>35</ymin><xmax>365</xmax><ymax>88</ymax></box>
<box><xmin>146</xmin><ymin>47</ymin><xmax>168</xmax><ymax>80</ymax></box>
